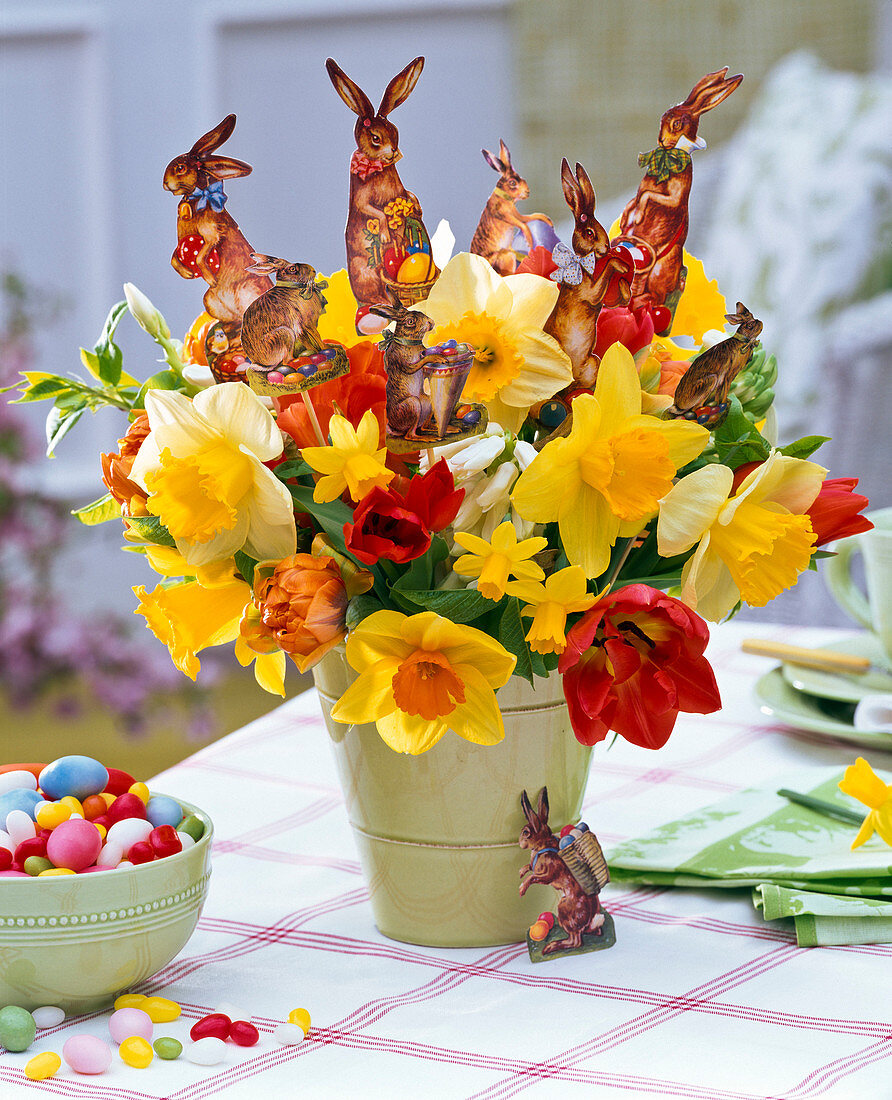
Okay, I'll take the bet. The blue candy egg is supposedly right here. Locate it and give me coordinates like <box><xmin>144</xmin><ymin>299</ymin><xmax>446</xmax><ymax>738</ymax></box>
<box><xmin>576</xmin><ymin>822</ymin><xmax>589</xmax><ymax>833</ymax></box>
<box><xmin>324</xmin><ymin>348</ymin><xmax>338</xmax><ymax>360</ymax></box>
<box><xmin>146</xmin><ymin>795</ymin><xmax>185</xmax><ymax>829</ymax></box>
<box><xmin>38</xmin><ymin>756</ymin><xmax>109</xmax><ymax>801</ymax></box>
<box><xmin>558</xmin><ymin>834</ymin><xmax>574</xmax><ymax>850</ymax></box>
<box><xmin>298</xmin><ymin>364</ymin><xmax>316</xmax><ymax>377</ymax></box>
<box><xmin>0</xmin><ymin>789</ymin><xmax>43</xmax><ymax>821</ymax></box>
<box><xmin>461</xmin><ymin>410</ymin><xmax>482</xmax><ymax>427</ymax></box>
<box><xmin>443</xmin><ymin>339</ymin><xmax>457</xmax><ymax>349</ymax></box>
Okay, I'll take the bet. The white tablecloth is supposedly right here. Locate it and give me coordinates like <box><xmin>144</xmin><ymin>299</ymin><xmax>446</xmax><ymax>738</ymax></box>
<box><xmin>1</xmin><ymin>621</ymin><xmax>890</xmax><ymax>1099</ymax></box>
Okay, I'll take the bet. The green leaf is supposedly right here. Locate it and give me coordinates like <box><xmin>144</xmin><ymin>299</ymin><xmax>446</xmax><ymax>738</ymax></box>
<box><xmin>45</xmin><ymin>402</ymin><xmax>86</xmax><ymax>457</ymax></box>
<box><xmin>72</xmin><ymin>493</ymin><xmax>121</xmax><ymax>525</ymax></box>
<box><xmin>13</xmin><ymin>377</ymin><xmax>76</xmax><ymax>404</ymax></box>
<box><xmin>135</xmin><ymin>370</ymin><xmax>184</xmax><ymax>407</ymax></box>
<box><xmin>286</xmin><ymin>485</ymin><xmax>352</xmax><ymax>552</ymax></box>
<box><xmin>396</xmin><ymin>587</ymin><xmax>493</xmax><ymax>623</ymax></box>
<box><xmin>712</xmin><ymin>395</ymin><xmax>771</xmax><ymax>467</ymax></box>
<box><xmin>346</xmin><ymin>592</ymin><xmax>386</xmax><ymax>628</ymax></box>
<box><xmin>234</xmin><ymin>550</ymin><xmax>258</xmax><ymax>586</ymax></box>
<box><xmin>498</xmin><ymin>597</ymin><xmax>534</xmax><ymax>684</ymax></box>
<box><xmin>779</xmin><ymin>435</ymin><xmax>830</xmax><ymax>461</ymax></box>
<box><xmin>273</xmin><ymin>458</ymin><xmax>312</xmax><ymax>482</ymax></box>
<box><xmin>124</xmin><ymin>515</ymin><xmax>177</xmax><ymax>548</ymax></box>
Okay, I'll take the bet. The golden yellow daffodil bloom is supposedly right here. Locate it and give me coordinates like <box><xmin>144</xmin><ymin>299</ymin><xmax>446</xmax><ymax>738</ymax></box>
<box><xmin>839</xmin><ymin>757</ymin><xmax>892</xmax><ymax>850</ymax></box>
<box><xmin>129</xmin><ymin>385</ymin><xmax>296</xmax><ymax>568</ymax></box>
<box><xmin>142</xmin><ymin>544</ymin><xmax>240</xmax><ymax>589</ymax></box>
<box><xmin>234</xmin><ymin>636</ymin><xmax>287</xmax><ymax>697</ymax></box>
<box><xmin>657</xmin><ymin>450</ymin><xmax>826</xmax><ymax>621</ymax></box>
<box><xmin>301</xmin><ymin>409</ymin><xmax>394</xmax><ymax>504</ymax></box>
<box><xmin>417</xmin><ymin>252</ymin><xmax>573</xmax><ymax>433</ymax></box>
<box><xmin>316</xmin><ymin>269</ymin><xmax>369</xmax><ymax>348</ymax></box>
<box><xmin>329</xmin><ymin>610</ymin><xmax>516</xmax><ymax>754</ymax></box>
<box><xmin>506</xmin><ymin>566</ymin><xmax>596</xmax><ymax>654</ymax></box>
<box><xmin>669</xmin><ymin>253</ymin><xmax>728</xmax><ymax>344</ymax></box>
<box><xmin>512</xmin><ymin>344</ymin><xmax>709</xmax><ymax>578</ymax></box>
<box><xmin>133</xmin><ymin>575</ymin><xmax>250</xmax><ymax>679</ymax></box>
<box><xmin>452</xmin><ymin>521</ymin><xmax>547</xmax><ymax>600</ymax></box>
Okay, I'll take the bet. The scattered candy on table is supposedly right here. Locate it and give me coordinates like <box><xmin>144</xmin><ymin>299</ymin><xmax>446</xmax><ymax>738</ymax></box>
<box><xmin>0</xmin><ymin>1005</ymin><xmax>36</xmax><ymax>1051</ymax></box>
<box><xmin>186</xmin><ymin>1037</ymin><xmax>227</xmax><ymax>1065</ymax></box>
<box><xmin>273</xmin><ymin>1022</ymin><xmax>306</xmax><ymax>1046</ymax></box>
<box><xmin>109</xmin><ymin>1007</ymin><xmax>153</xmax><ymax>1043</ymax></box>
<box><xmin>153</xmin><ymin>1036</ymin><xmax>182</xmax><ymax>1060</ymax></box>
<box><xmin>63</xmin><ymin>1034</ymin><xmax>113</xmax><ymax>1075</ymax></box>
<box><xmin>31</xmin><ymin>1006</ymin><xmax>65</xmax><ymax>1029</ymax></box>
<box><xmin>24</xmin><ymin>1051</ymin><xmax>61</xmax><ymax>1081</ymax></box>
<box><xmin>288</xmin><ymin>1007</ymin><xmax>311</xmax><ymax>1033</ymax></box>
<box><xmin>119</xmin><ymin>1035</ymin><xmax>154</xmax><ymax>1068</ymax></box>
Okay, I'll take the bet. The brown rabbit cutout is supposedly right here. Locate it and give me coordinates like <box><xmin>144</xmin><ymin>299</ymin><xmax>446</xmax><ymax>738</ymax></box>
<box><xmin>666</xmin><ymin>303</ymin><xmax>762</xmax><ymax>424</ymax></box>
<box><xmin>470</xmin><ymin>140</ymin><xmax>554</xmax><ymax>274</ymax></box>
<box><xmin>240</xmin><ymin>255</ymin><xmax>327</xmax><ymax>371</ymax></box>
<box><xmin>326</xmin><ymin>56</ymin><xmax>437</xmax><ymax>312</ymax></box>
<box><xmin>518</xmin><ymin>788</ymin><xmax>605</xmax><ymax>954</ymax></box>
<box><xmin>164</xmin><ymin>114</ymin><xmax>271</xmax><ymax>327</ymax></box>
<box><xmin>615</xmin><ymin>68</ymin><xmax>743</xmax><ymax>321</ymax></box>
<box><xmin>544</xmin><ymin>160</ymin><xmax>631</xmax><ymax>389</ymax></box>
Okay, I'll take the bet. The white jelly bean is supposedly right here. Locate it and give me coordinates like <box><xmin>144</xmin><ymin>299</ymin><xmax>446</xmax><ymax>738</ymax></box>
<box><xmin>176</xmin><ymin>831</ymin><xmax>196</xmax><ymax>850</ymax></box>
<box><xmin>96</xmin><ymin>844</ymin><xmax>123</xmax><ymax>868</ymax></box>
<box><xmin>0</xmin><ymin>771</ymin><xmax>37</xmax><ymax>795</ymax></box>
<box><xmin>106</xmin><ymin>817</ymin><xmax>152</xmax><ymax>851</ymax></box>
<box><xmin>273</xmin><ymin>1023</ymin><xmax>305</xmax><ymax>1046</ymax></box>
<box><xmin>186</xmin><ymin>1037</ymin><xmax>227</xmax><ymax>1065</ymax></box>
<box><xmin>0</xmin><ymin>830</ymin><xmax>13</xmax><ymax>853</ymax></box>
<box><xmin>32</xmin><ymin>1006</ymin><xmax>65</xmax><ymax>1028</ymax></box>
<box><xmin>6</xmin><ymin>810</ymin><xmax>36</xmax><ymax>847</ymax></box>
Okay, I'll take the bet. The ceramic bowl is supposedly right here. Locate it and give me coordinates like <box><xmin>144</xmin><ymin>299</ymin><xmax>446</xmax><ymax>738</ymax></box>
<box><xmin>0</xmin><ymin>797</ymin><xmax>212</xmax><ymax>1013</ymax></box>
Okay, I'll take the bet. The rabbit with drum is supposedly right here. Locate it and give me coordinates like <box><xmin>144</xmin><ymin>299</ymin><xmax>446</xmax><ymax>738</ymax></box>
<box><xmin>518</xmin><ymin>788</ymin><xmax>605</xmax><ymax>953</ymax></box>
<box><xmin>163</xmin><ymin>115</ymin><xmax>271</xmax><ymax>327</ymax></box>
<box><xmin>240</xmin><ymin>256</ymin><xmax>327</xmax><ymax>371</ymax></box>
<box><xmin>471</xmin><ymin>140</ymin><xmax>554</xmax><ymax>274</ymax></box>
<box><xmin>326</xmin><ymin>56</ymin><xmax>436</xmax><ymax>315</ymax></box>
<box><xmin>615</xmin><ymin>68</ymin><xmax>742</xmax><ymax>322</ymax></box>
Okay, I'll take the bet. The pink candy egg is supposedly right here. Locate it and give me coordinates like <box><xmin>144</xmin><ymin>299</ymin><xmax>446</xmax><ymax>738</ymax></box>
<box><xmin>46</xmin><ymin>819</ymin><xmax>102</xmax><ymax>872</ymax></box>
<box><xmin>109</xmin><ymin>1007</ymin><xmax>153</xmax><ymax>1044</ymax></box>
<box><xmin>267</xmin><ymin>371</ymin><xmax>284</xmax><ymax>384</ymax></box>
<box><xmin>63</xmin><ymin>1035</ymin><xmax>112</xmax><ymax>1075</ymax></box>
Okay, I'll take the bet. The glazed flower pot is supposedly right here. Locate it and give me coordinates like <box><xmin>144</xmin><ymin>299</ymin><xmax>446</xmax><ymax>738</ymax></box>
<box><xmin>313</xmin><ymin>648</ymin><xmax>592</xmax><ymax>947</ymax></box>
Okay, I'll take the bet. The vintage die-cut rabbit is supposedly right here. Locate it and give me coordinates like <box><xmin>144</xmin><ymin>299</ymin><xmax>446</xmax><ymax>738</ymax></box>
<box><xmin>613</xmin><ymin>68</ymin><xmax>742</xmax><ymax>327</ymax></box>
<box><xmin>240</xmin><ymin>256</ymin><xmax>327</xmax><ymax>370</ymax></box>
<box><xmin>544</xmin><ymin>160</ymin><xmax>633</xmax><ymax>389</ymax></box>
<box><xmin>163</xmin><ymin>114</ymin><xmax>271</xmax><ymax>328</ymax></box>
<box><xmin>326</xmin><ymin>57</ymin><xmax>438</xmax><ymax>322</ymax></box>
<box><xmin>470</xmin><ymin>140</ymin><xmax>554</xmax><ymax>274</ymax></box>
<box><xmin>665</xmin><ymin>303</ymin><xmax>762</xmax><ymax>427</ymax></box>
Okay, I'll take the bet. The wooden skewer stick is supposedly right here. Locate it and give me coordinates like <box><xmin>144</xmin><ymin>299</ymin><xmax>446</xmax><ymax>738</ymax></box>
<box><xmin>426</xmin><ymin>447</ymin><xmax>435</xmax><ymax>467</ymax></box>
<box><xmin>741</xmin><ymin>639</ymin><xmax>872</xmax><ymax>675</ymax></box>
<box><xmin>301</xmin><ymin>389</ymin><xmax>326</xmax><ymax>447</ymax></box>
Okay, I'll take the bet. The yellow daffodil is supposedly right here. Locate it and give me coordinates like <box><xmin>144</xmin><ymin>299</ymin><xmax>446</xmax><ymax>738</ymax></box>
<box><xmin>506</xmin><ymin>566</ymin><xmax>596</xmax><ymax>654</ymax></box>
<box><xmin>329</xmin><ymin>610</ymin><xmax>516</xmax><ymax>754</ymax></box>
<box><xmin>129</xmin><ymin>385</ymin><xmax>296</xmax><ymax>568</ymax></box>
<box><xmin>452</xmin><ymin>521</ymin><xmax>547</xmax><ymax>600</ymax></box>
<box><xmin>301</xmin><ymin>409</ymin><xmax>394</xmax><ymax>504</ymax></box>
<box><xmin>141</xmin><ymin>544</ymin><xmax>241</xmax><ymax>589</ymax></box>
<box><xmin>657</xmin><ymin>450</ymin><xmax>826</xmax><ymax>621</ymax></box>
<box><xmin>234</xmin><ymin>636</ymin><xmax>287</xmax><ymax>697</ymax></box>
<box><xmin>669</xmin><ymin>253</ymin><xmax>728</xmax><ymax>344</ymax></box>
<box><xmin>839</xmin><ymin>757</ymin><xmax>892</xmax><ymax>850</ymax></box>
<box><xmin>133</xmin><ymin>575</ymin><xmax>250</xmax><ymax>679</ymax></box>
<box><xmin>512</xmin><ymin>344</ymin><xmax>709</xmax><ymax>578</ymax></box>
<box><xmin>417</xmin><ymin>252</ymin><xmax>573</xmax><ymax>433</ymax></box>
<box><xmin>316</xmin><ymin>269</ymin><xmax>369</xmax><ymax>347</ymax></box>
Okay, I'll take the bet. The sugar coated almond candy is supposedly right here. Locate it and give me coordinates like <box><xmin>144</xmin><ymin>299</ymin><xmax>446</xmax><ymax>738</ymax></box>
<box><xmin>25</xmin><ymin>1051</ymin><xmax>61</xmax><ymax>1081</ymax></box>
<box><xmin>46</xmin><ymin>818</ymin><xmax>103</xmax><ymax>872</ymax></box>
<box><xmin>146</xmin><ymin>795</ymin><xmax>183</xmax><ymax>828</ymax></box>
<box><xmin>0</xmin><ymin>770</ymin><xmax>38</xmax><ymax>795</ymax></box>
<box><xmin>190</xmin><ymin>1013</ymin><xmax>230</xmax><ymax>1041</ymax></box>
<box><xmin>31</xmin><ymin>1006</ymin><xmax>65</xmax><ymax>1029</ymax></box>
<box><xmin>0</xmin><ymin>1005</ymin><xmax>36</xmax><ymax>1051</ymax></box>
<box><xmin>63</xmin><ymin>1035</ymin><xmax>112</xmax><ymax>1074</ymax></box>
<box><xmin>141</xmin><ymin>997</ymin><xmax>181</xmax><ymax>1023</ymax></box>
<box><xmin>230</xmin><ymin>1021</ymin><xmax>259</xmax><ymax>1047</ymax></box>
<box><xmin>39</xmin><ymin>756</ymin><xmax>109</xmax><ymax>801</ymax></box>
<box><xmin>106</xmin><ymin>816</ymin><xmax>152</xmax><ymax>851</ymax></box>
<box><xmin>6</xmin><ymin>810</ymin><xmax>36</xmax><ymax>847</ymax></box>
<box><xmin>273</xmin><ymin>1022</ymin><xmax>305</xmax><ymax>1046</ymax></box>
<box><xmin>177</xmin><ymin>831</ymin><xmax>196</xmax><ymax>850</ymax></box>
<box><xmin>0</xmin><ymin>789</ymin><xmax>42</xmax><ymax>821</ymax></box>
<box><xmin>287</xmin><ymin>1008</ymin><xmax>311</xmax><ymax>1033</ymax></box>
<box><xmin>107</xmin><ymin>793</ymin><xmax>148</xmax><ymax>824</ymax></box>
<box><xmin>109</xmin><ymin>1007</ymin><xmax>153</xmax><ymax>1043</ymax></box>
<box><xmin>153</xmin><ymin>1036</ymin><xmax>182</xmax><ymax>1060</ymax></box>
<box><xmin>119</xmin><ymin>1035</ymin><xmax>153</xmax><ymax>1068</ymax></box>
<box><xmin>186</xmin><ymin>1037</ymin><xmax>227</xmax><ymax>1065</ymax></box>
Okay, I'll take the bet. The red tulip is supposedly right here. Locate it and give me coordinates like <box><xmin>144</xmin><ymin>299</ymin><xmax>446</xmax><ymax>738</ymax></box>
<box><xmin>558</xmin><ymin>584</ymin><xmax>722</xmax><ymax>749</ymax></box>
<box><xmin>516</xmin><ymin>246</ymin><xmax>558</xmax><ymax>280</ymax></box>
<box><xmin>806</xmin><ymin>477</ymin><xmax>873</xmax><ymax>547</ymax></box>
<box><xmin>593</xmin><ymin>306</ymin><xmax>654</xmax><ymax>361</ymax></box>
<box><xmin>404</xmin><ymin>459</ymin><xmax>464</xmax><ymax>533</ymax></box>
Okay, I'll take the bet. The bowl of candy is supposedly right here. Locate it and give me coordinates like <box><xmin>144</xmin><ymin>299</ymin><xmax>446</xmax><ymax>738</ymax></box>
<box><xmin>0</xmin><ymin>756</ymin><xmax>213</xmax><ymax>1014</ymax></box>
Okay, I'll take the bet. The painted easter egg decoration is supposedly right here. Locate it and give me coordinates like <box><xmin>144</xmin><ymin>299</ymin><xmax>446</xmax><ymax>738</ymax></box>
<box><xmin>396</xmin><ymin>252</ymin><xmax>434</xmax><ymax>284</ymax></box>
<box><xmin>176</xmin><ymin>234</ymin><xmax>220</xmax><ymax>276</ymax></box>
<box><xmin>382</xmin><ymin>247</ymin><xmax>405</xmax><ymax>280</ymax></box>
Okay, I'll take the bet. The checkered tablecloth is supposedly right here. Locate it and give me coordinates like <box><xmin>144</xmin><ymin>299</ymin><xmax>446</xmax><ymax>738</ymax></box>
<box><xmin>2</xmin><ymin>621</ymin><xmax>890</xmax><ymax>1099</ymax></box>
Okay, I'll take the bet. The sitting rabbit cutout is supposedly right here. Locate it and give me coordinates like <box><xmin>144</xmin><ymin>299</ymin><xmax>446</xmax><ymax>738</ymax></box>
<box><xmin>471</xmin><ymin>140</ymin><xmax>554</xmax><ymax>274</ymax></box>
<box><xmin>240</xmin><ymin>255</ymin><xmax>327</xmax><ymax>371</ymax></box>
<box><xmin>518</xmin><ymin>788</ymin><xmax>605</xmax><ymax>954</ymax></box>
<box><xmin>163</xmin><ymin>115</ymin><xmax>271</xmax><ymax>328</ymax></box>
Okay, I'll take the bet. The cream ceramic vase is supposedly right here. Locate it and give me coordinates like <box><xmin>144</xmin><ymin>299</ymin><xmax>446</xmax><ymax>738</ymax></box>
<box><xmin>313</xmin><ymin>648</ymin><xmax>593</xmax><ymax>947</ymax></box>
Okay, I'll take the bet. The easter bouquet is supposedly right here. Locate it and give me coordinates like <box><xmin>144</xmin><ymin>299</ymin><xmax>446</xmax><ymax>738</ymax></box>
<box><xmin>6</xmin><ymin>59</ymin><xmax>871</xmax><ymax>765</ymax></box>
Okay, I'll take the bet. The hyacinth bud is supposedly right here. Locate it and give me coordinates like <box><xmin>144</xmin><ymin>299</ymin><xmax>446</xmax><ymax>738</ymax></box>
<box><xmin>124</xmin><ymin>283</ymin><xmax>171</xmax><ymax>341</ymax></box>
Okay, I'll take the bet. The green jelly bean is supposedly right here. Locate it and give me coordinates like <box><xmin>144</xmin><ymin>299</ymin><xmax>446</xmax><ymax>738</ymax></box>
<box><xmin>0</xmin><ymin>1005</ymin><xmax>36</xmax><ymax>1052</ymax></box>
<box><xmin>153</xmin><ymin>1037</ymin><xmax>182</xmax><ymax>1060</ymax></box>
<box><xmin>24</xmin><ymin>856</ymin><xmax>53</xmax><ymax>877</ymax></box>
<box><xmin>178</xmin><ymin>814</ymin><xmax>204</xmax><ymax>842</ymax></box>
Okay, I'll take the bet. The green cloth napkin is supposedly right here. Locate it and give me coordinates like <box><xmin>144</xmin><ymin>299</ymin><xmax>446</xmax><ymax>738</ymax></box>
<box><xmin>607</xmin><ymin>768</ymin><xmax>892</xmax><ymax>947</ymax></box>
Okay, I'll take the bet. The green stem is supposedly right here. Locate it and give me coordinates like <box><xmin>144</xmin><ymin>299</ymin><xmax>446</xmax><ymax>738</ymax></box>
<box><xmin>776</xmin><ymin>789</ymin><xmax>864</xmax><ymax>826</ymax></box>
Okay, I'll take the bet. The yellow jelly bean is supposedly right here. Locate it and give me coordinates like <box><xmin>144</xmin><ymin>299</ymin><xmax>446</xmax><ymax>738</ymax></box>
<box><xmin>129</xmin><ymin>782</ymin><xmax>150</xmax><ymax>804</ymax></box>
<box><xmin>59</xmin><ymin>796</ymin><xmax>84</xmax><ymax>817</ymax></box>
<box><xmin>25</xmin><ymin>1051</ymin><xmax>61</xmax><ymax>1081</ymax></box>
<box><xmin>141</xmin><ymin>997</ymin><xmax>180</xmax><ymax>1023</ymax></box>
<box><xmin>36</xmin><ymin>802</ymin><xmax>70</xmax><ymax>829</ymax></box>
<box><xmin>94</xmin><ymin>822</ymin><xmax>107</xmax><ymax>840</ymax></box>
<box><xmin>114</xmin><ymin>993</ymin><xmax>147</xmax><ymax>1010</ymax></box>
<box><xmin>119</xmin><ymin>1035</ymin><xmax>153</xmax><ymax>1068</ymax></box>
<box><xmin>288</xmin><ymin>1008</ymin><xmax>311</xmax><ymax>1033</ymax></box>
<box><xmin>38</xmin><ymin>868</ymin><xmax>75</xmax><ymax>876</ymax></box>
<box><xmin>100</xmin><ymin>792</ymin><xmax>116</xmax><ymax>808</ymax></box>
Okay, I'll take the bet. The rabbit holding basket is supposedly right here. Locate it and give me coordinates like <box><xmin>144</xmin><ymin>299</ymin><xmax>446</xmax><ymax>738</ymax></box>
<box><xmin>471</xmin><ymin>140</ymin><xmax>554</xmax><ymax>274</ymax></box>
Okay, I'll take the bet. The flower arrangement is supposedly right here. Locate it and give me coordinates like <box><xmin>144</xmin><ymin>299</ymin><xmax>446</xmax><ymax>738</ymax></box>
<box><xmin>4</xmin><ymin>63</ymin><xmax>872</xmax><ymax>760</ymax></box>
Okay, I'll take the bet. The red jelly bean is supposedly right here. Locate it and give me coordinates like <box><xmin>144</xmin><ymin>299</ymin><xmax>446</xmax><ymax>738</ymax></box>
<box><xmin>104</xmin><ymin>768</ymin><xmax>136</xmax><ymax>796</ymax></box>
<box><xmin>0</xmin><ymin>849</ymin><xmax>11</xmax><ymax>872</ymax></box>
<box><xmin>127</xmin><ymin>841</ymin><xmax>154</xmax><ymax>865</ymax></box>
<box><xmin>107</xmin><ymin>793</ymin><xmax>148</xmax><ymax>824</ymax></box>
<box><xmin>149</xmin><ymin>825</ymin><xmax>182</xmax><ymax>859</ymax></box>
<box><xmin>190</xmin><ymin>1014</ymin><xmax>231</xmax><ymax>1042</ymax></box>
<box><xmin>229</xmin><ymin>1021</ymin><xmax>259</xmax><ymax>1047</ymax></box>
<box><xmin>92</xmin><ymin>814</ymin><xmax>109</xmax><ymax>831</ymax></box>
<box><xmin>15</xmin><ymin>836</ymin><xmax>47</xmax><ymax>863</ymax></box>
